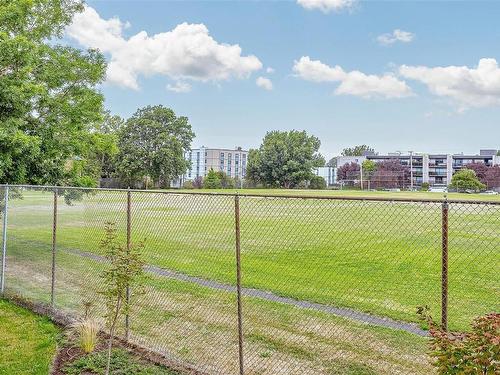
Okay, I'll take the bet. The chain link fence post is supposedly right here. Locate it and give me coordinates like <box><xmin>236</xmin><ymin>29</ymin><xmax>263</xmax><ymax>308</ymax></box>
<box><xmin>51</xmin><ymin>188</ymin><xmax>58</xmax><ymax>308</ymax></box>
<box><xmin>234</xmin><ymin>194</ymin><xmax>244</xmax><ymax>375</ymax></box>
<box><xmin>125</xmin><ymin>189</ymin><xmax>132</xmax><ymax>341</ymax></box>
<box><xmin>441</xmin><ymin>200</ymin><xmax>449</xmax><ymax>331</ymax></box>
<box><xmin>1</xmin><ymin>185</ymin><xmax>9</xmax><ymax>295</ymax></box>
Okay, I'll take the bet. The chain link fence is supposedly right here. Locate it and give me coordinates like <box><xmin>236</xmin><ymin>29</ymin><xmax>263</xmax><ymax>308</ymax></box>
<box><xmin>0</xmin><ymin>185</ymin><xmax>499</xmax><ymax>374</ymax></box>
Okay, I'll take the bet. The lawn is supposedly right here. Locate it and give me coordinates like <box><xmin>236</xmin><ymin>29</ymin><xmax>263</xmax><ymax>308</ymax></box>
<box><xmin>0</xmin><ymin>299</ymin><xmax>59</xmax><ymax>375</ymax></box>
<box><xmin>165</xmin><ymin>188</ymin><xmax>500</xmax><ymax>202</ymax></box>
<box><xmin>1</xmin><ymin>187</ymin><xmax>498</xmax><ymax>373</ymax></box>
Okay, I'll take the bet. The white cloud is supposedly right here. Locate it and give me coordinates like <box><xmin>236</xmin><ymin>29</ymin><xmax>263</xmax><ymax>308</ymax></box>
<box><xmin>297</xmin><ymin>0</ymin><xmax>357</xmax><ymax>13</ymax></box>
<box><xmin>266</xmin><ymin>67</ymin><xmax>275</xmax><ymax>74</ymax></box>
<box><xmin>167</xmin><ymin>81</ymin><xmax>192</xmax><ymax>93</ymax></box>
<box><xmin>256</xmin><ymin>76</ymin><xmax>273</xmax><ymax>91</ymax></box>
<box><xmin>399</xmin><ymin>58</ymin><xmax>500</xmax><ymax>108</ymax></box>
<box><xmin>377</xmin><ymin>29</ymin><xmax>415</xmax><ymax>46</ymax></box>
<box><xmin>293</xmin><ymin>56</ymin><xmax>413</xmax><ymax>98</ymax></box>
<box><xmin>67</xmin><ymin>6</ymin><xmax>263</xmax><ymax>90</ymax></box>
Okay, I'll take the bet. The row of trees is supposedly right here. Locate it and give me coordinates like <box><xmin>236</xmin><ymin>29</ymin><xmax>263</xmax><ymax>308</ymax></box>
<box><xmin>0</xmin><ymin>1</ymin><xmax>194</xmax><ymax>188</ymax></box>
<box><xmin>337</xmin><ymin>160</ymin><xmax>411</xmax><ymax>189</ymax></box>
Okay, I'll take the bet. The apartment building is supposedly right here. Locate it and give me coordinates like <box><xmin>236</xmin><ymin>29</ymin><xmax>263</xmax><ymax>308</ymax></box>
<box><xmin>180</xmin><ymin>146</ymin><xmax>249</xmax><ymax>183</ymax></box>
<box><xmin>336</xmin><ymin>149</ymin><xmax>499</xmax><ymax>187</ymax></box>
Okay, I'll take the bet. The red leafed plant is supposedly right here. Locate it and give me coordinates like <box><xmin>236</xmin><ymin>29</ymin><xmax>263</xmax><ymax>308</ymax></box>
<box><xmin>417</xmin><ymin>306</ymin><xmax>500</xmax><ymax>374</ymax></box>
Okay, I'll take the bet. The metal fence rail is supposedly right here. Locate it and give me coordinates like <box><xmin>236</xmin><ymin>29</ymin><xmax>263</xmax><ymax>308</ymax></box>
<box><xmin>1</xmin><ymin>184</ymin><xmax>499</xmax><ymax>375</ymax></box>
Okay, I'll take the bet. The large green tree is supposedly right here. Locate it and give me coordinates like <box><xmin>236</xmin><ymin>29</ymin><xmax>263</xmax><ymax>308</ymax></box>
<box><xmin>247</xmin><ymin>130</ymin><xmax>325</xmax><ymax>188</ymax></box>
<box><xmin>341</xmin><ymin>145</ymin><xmax>375</xmax><ymax>157</ymax></box>
<box><xmin>116</xmin><ymin>105</ymin><xmax>195</xmax><ymax>188</ymax></box>
<box><xmin>450</xmin><ymin>169</ymin><xmax>485</xmax><ymax>192</ymax></box>
<box><xmin>0</xmin><ymin>0</ymin><xmax>106</xmax><ymax>185</ymax></box>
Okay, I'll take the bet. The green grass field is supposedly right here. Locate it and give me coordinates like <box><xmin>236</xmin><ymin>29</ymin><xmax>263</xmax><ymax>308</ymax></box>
<box><xmin>165</xmin><ymin>188</ymin><xmax>500</xmax><ymax>202</ymax></box>
<box><xmin>2</xmin><ymin>187</ymin><xmax>499</xmax><ymax>374</ymax></box>
<box><xmin>0</xmin><ymin>299</ymin><xmax>59</xmax><ymax>375</ymax></box>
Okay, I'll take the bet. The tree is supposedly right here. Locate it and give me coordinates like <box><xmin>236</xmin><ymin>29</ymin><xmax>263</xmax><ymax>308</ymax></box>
<box><xmin>116</xmin><ymin>105</ymin><xmax>195</xmax><ymax>188</ymax></box>
<box><xmin>362</xmin><ymin>159</ymin><xmax>377</xmax><ymax>179</ymax></box>
<box><xmin>371</xmin><ymin>160</ymin><xmax>410</xmax><ymax>189</ymax></box>
<box><xmin>465</xmin><ymin>163</ymin><xmax>489</xmax><ymax>183</ymax></box>
<box><xmin>99</xmin><ymin>222</ymin><xmax>145</xmax><ymax>375</ymax></box>
<box><xmin>203</xmin><ymin>168</ymin><xmax>222</xmax><ymax>189</ymax></box>
<box><xmin>309</xmin><ymin>175</ymin><xmax>326</xmax><ymax>190</ymax></box>
<box><xmin>326</xmin><ymin>157</ymin><xmax>337</xmax><ymax>168</ymax></box>
<box><xmin>450</xmin><ymin>169</ymin><xmax>486</xmax><ymax>192</ymax></box>
<box><xmin>0</xmin><ymin>0</ymin><xmax>107</xmax><ymax>185</ymax></box>
<box><xmin>247</xmin><ymin>130</ymin><xmax>325</xmax><ymax>188</ymax></box>
<box><xmin>337</xmin><ymin>162</ymin><xmax>360</xmax><ymax>182</ymax></box>
<box><xmin>216</xmin><ymin>171</ymin><xmax>235</xmax><ymax>189</ymax></box>
<box><xmin>341</xmin><ymin>145</ymin><xmax>374</xmax><ymax>157</ymax></box>
<box><xmin>484</xmin><ymin>165</ymin><xmax>500</xmax><ymax>189</ymax></box>
<box><xmin>89</xmin><ymin>111</ymin><xmax>124</xmax><ymax>179</ymax></box>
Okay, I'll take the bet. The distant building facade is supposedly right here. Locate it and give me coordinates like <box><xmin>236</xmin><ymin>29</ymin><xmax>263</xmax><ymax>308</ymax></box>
<box><xmin>173</xmin><ymin>146</ymin><xmax>249</xmax><ymax>187</ymax></box>
<box><xmin>336</xmin><ymin>149</ymin><xmax>500</xmax><ymax>187</ymax></box>
<box><xmin>314</xmin><ymin>166</ymin><xmax>337</xmax><ymax>186</ymax></box>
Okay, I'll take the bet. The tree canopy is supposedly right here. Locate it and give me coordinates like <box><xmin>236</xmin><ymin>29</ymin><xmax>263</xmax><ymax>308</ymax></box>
<box><xmin>247</xmin><ymin>130</ymin><xmax>325</xmax><ymax>188</ymax></box>
<box><xmin>450</xmin><ymin>169</ymin><xmax>485</xmax><ymax>191</ymax></box>
<box><xmin>116</xmin><ymin>105</ymin><xmax>194</xmax><ymax>188</ymax></box>
<box><xmin>341</xmin><ymin>145</ymin><xmax>375</xmax><ymax>157</ymax></box>
<box><xmin>0</xmin><ymin>0</ymin><xmax>106</xmax><ymax>185</ymax></box>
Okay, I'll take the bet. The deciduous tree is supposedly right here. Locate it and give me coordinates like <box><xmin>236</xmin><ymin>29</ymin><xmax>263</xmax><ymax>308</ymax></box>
<box><xmin>116</xmin><ymin>105</ymin><xmax>194</xmax><ymax>188</ymax></box>
<box><xmin>0</xmin><ymin>0</ymin><xmax>106</xmax><ymax>185</ymax></box>
<box><xmin>341</xmin><ymin>145</ymin><xmax>375</xmax><ymax>157</ymax></box>
<box><xmin>450</xmin><ymin>169</ymin><xmax>485</xmax><ymax>191</ymax></box>
<box><xmin>247</xmin><ymin>130</ymin><xmax>325</xmax><ymax>188</ymax></box>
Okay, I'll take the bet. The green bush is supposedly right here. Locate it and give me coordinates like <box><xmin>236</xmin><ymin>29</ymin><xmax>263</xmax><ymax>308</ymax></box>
<box><xmin>309</xmin><ymin>175</ymin><xmax>327</xmax><ymax>190</ymax></box>
<box><xmin>203</xmin><ymin>169</ymin><xmax>221</xmax><ymax>189</ymax></box>
<box><xmin>421</xmin><ymin>182</ymin><xmax>430</xmax><ymax>191</ymax></box>
<box><xmin>417</xmin><ymin>307</ymin><xmax>500</xmax><ymax>374</ymax></box>
<box><xmin>182</xmin><ymin>180</ymin><xmax>194</xmax><ymax>189</ymax></box>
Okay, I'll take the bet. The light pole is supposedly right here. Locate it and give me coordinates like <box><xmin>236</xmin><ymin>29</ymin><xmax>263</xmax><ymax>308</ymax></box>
<box><xmin>409</xmin><ymin>151</ymin><xmax>414</xmax><ymax>191</ymax></box>
<box><xmin>360</xmin><ymin>161</ymin><xmax>363</xmax><ymax>190</ymax></box>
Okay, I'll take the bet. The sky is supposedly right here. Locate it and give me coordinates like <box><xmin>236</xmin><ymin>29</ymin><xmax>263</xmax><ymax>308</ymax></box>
<box><xmin>65</xmin><ymin>0</ymin><xmax>500</xmax><ymax>159</ymax></box>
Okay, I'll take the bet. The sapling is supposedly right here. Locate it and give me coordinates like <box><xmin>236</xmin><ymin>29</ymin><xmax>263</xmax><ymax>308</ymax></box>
<box><xmin>99</xmin><ymin>222</ymin><xmax>145</xmax><ymax>375</ymax></box>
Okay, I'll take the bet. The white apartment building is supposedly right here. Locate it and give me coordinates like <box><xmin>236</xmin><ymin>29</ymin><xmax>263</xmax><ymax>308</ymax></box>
<box><xmin>174</xmin><ymin>146</ymin><xmax>249</xmax><ymax>186</ymax></box>
<box><xmin>336</xmin><ymin>149</ymin><xmax>500</xmax><ymax>187</ymax></box>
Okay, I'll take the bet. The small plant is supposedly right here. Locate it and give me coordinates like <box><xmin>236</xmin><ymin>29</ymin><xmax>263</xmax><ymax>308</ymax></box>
<box><xmin>100</xmin><ymin>222</ymin><xmax>145</xmax><ymax>375</ymax></box>
<box><xmin>417</xmin><ymin>306</ymin><xmax>500</xmax><ymax>374</ymax></box>
<box><xmin>70</xmin><ymin>318</ymin><xmax>102</xmax><ymax>353</ymax></box>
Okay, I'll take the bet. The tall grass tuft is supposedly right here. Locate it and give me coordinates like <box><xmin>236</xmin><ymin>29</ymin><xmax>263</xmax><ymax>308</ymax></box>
<box><xmin>70</xmin><ymin>318</ymin><xmax>101</xmax><ymax>353</ymax></box>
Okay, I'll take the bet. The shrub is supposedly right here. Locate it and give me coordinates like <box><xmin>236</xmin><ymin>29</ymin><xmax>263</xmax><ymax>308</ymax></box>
<box><xmin>421</xmin><ymin>182</ymin><xmax>430</xmax><ymax>191</ymax></box>
<box><xmin>309</xmin><ymin>175</ymin><xmax>327</xmax><ymax>190</ymax></box>
<box><xmin>182</xmin><ymin>180</ymin><xmax>194</xmax><ymax>189</ymax></box>
<box><xmin>192</xmin><ymin>176</ymin><xmax>203</xmax><ymax>189</ymax></box>
<box><xmin>417</xmin><ymin>306</ymin><xmax>500</xmax><ymax>374</ymax></box>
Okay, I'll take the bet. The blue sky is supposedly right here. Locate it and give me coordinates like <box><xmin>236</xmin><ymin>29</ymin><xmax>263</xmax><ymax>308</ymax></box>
<box><xmin>68</xmin><ymin>0</ymin><xmax>500</xmax><ymax>159</ymax></box>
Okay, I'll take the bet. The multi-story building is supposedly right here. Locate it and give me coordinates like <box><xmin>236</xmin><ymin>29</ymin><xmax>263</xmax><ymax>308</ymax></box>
<box><xmin>336</xmin><ymin>149</ymin><xmax>499</xmax><ymax>187</ymax></box>
<box><xmin>314</xmin><ymin>166</ymin><xmax>337</xmax><ymax>186</ymax></box>
<box><xmin>175</xmin><ymin>146</ymin><xmax>249</xmax><ymax>186</ymax></box>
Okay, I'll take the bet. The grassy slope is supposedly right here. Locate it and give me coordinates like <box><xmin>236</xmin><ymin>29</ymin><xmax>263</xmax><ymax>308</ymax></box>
<box><xmin>0</xmin><ymin>299</ymin><xmax>59</xmax><ymax>375</ymax></box>
<box><xmin>4</xmin><ymin>246</ymin><xmax>433</xmax><ymax>375</ymax></box>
